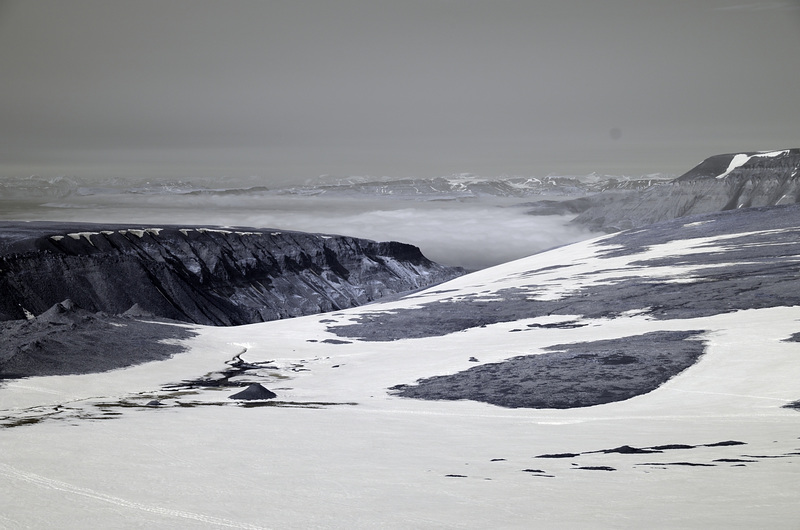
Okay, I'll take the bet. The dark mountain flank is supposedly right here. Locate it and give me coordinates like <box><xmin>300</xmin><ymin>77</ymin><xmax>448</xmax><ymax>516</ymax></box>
<box><xmin>0</xmin><ymin>222</ymin><xmax>463</xmax><ymax>325</ymax></box>
<box><xmin>570</xmin><ymin>149</ymin><xmax>800</xmax><ymax>232</ymax></box>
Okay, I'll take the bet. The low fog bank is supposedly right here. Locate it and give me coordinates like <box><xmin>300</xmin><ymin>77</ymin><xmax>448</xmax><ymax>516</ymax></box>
<box><xmin>0</xmin><ymin>190</ymin><xmax>594</xmax><ymax>270</ymax></box>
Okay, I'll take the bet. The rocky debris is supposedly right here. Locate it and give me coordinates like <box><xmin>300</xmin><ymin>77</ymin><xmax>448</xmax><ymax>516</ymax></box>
<box><xmin>570</xmin><ymin>149</ymin><xmax>800</xmax><ymax>232</ymax></box>
<box><xmin>782</xmin><ymin>399</ymin><xmax>800</xmax><ymax>410</ymax></box>
<box><xmin>0</xmin><ymin>222</ymin><xmax>463</xmax><ymax>325</ymax></box>
<box><xmin>637</xmin><ymin>462</ymin><xmax>716</xmax><ymax>467</ymax></box>
<box><xmin>598</xmin><ymin>445</ymin><xmax>662</xmax><ymax>455</ymax></box>
<box><xmin>535</xmin><ymin>440</ymin><xmax>747</xmax><ymax>460</ymax></box>
<box><xmin>460</xmin><ymin>439</ymin><xmax>788</xmax><ymax>480</ymax></box>
<box><xmin>229</xmin><ymin>383</ymin><xmax>277</xmax><ymax>401</ymax></box>
<box><xmin>161</xmin><ymin>354</ymin><xmax>281</xmax><ymax>391</ymax></box>
<box><xmin>0</xmin><ymin>299</ymin><xmax>195</xmax><ymax>378</ymax></box>
<box><xmin>320</xmin><ymin>339</ymin><xmax>351</xmax><ymax>345</ymax></box>
<box><xmin>522</xmin><ymin>469</ymin><xmax>555</xmax><ymax>477</ymax></box>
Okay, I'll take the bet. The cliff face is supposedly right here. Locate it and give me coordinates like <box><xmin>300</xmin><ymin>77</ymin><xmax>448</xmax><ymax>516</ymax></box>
<box><xmin>572</xmin><ymin>149</ymin><xmax>800</xmax><ymax>232</ymax></box>
<box><xmin>0</xmin><ymin>222</ymin><xmax>463</xmax><ymax>325</ymax></box>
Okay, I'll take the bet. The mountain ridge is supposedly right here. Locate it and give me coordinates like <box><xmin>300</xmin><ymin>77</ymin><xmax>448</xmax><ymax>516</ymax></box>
<box><xmin>570</xmin><ymin>148</ymin><xmax>800</xmax><ymax>231</ymax></box>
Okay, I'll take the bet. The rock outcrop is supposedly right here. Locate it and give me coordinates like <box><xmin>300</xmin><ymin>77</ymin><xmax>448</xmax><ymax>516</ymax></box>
<box><xmin>0</xmin><ymin>222</ymin><xmax>463</xmax><ymax>325</ymax></box>
<box><xmin>229</xmin><ymin>384</ymin><xmax>277</xmax><ymax>401</ymax></box>
<box><xmin>570</xmin><ymin>149</ymin><xmax>800</xmax><ymax>232</ymax></box>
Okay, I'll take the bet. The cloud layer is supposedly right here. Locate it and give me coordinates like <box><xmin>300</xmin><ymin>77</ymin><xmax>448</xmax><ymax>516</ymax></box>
<box><xmin>8</xmin><ymin>190</ymin><xmax>593</xmax><ymax>270</ymax></box>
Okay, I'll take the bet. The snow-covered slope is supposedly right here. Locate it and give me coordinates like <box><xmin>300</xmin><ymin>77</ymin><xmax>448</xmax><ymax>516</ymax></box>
<box><xmin>2</xmin><ymin>205</ymin><xmax>800</xmax><ymax>528</ymax></box>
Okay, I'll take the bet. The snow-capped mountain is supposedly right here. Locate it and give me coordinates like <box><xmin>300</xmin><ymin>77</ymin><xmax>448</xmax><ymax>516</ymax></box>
<box><xmin>2</xmin><ymin>203</ymin><xmax>799</xmax><ymax>528</ymax></box>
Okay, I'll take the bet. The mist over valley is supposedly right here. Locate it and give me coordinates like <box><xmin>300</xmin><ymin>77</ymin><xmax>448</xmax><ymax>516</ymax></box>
<box><xmin>0</xmin><ymin>172</ymin><xmax>641</xmax><ymax>269</ymax></box>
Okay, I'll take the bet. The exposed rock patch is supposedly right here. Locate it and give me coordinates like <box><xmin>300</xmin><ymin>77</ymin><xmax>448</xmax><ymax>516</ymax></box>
<box><xmin>389</xmin><ymin>331</ymin><xmax>705</xmax><ymax>408</ymax></box>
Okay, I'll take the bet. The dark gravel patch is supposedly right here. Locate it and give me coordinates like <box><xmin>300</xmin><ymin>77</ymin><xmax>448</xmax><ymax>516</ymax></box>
<box><xmin>389</xmin><ymin>331</ymin><xmax>705</xmax><ymax>408</ymax></box>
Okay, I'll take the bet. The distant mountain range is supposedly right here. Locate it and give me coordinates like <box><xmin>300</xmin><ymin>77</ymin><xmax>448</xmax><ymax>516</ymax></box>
<box><xmin>276</xmin><ymin>173</ymin><xmax>667</xmax><ymax>200</ymax></box>
<box><xmin>7</xmin><ymin>150</ymin><xmax>798</xmax><ymax>214</ymax></box>
<box><xmin>0</xmin><ymin>172</ymin><xmax>671</xmax><ymax>203</ymax></box>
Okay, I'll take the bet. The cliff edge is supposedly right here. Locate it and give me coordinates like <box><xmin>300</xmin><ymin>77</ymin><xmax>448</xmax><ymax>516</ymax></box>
<box><xmin>0</xmin><ymin>222</ymin><xmax>463</xmax><ymax>326</ymax></box>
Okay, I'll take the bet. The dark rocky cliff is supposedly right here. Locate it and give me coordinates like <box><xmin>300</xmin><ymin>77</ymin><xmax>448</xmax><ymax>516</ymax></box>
<box><xmin>0</xmin><ymin>222</ymin><xmax>463</xmax><ymax>325</ymax></box>
<box><xmin>570</xmin><ymin>149</ymin><xmax>800</xmax><ymax>232</ymax></box>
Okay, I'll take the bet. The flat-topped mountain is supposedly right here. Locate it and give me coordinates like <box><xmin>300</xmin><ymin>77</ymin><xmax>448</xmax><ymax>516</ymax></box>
<box><xmin>674</xmin><ymin>149</ymin><xmax>800</xmax><ymax>182</ymax></box>
<box><xmin>567</xmin><ymin>149</ymin><xmax>800</xmax><ymax>231</ymax></box>
<box><xmin>0</xmin><ymin>222</ymin><xmax>463</xmax><ymax>325</ymax></box>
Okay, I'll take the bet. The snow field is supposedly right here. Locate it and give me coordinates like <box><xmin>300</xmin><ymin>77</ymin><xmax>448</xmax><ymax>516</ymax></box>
<box><xmin>2</xmin><ymin>225</ymin><xmax>800</xmax><ymax>528</ymax></box>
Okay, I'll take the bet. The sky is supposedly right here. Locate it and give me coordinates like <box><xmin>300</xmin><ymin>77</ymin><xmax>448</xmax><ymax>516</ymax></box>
<box><xmin>0</xmin><ymin>0</ymin><xmax>799</xmax><ymax>184</ymax></box>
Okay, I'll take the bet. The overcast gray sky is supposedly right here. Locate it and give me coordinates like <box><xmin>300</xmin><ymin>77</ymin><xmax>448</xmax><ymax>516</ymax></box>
<box><xmin>1</xmin><ymin>0</ymin><xmax>798</xmax><ymax>183</ymax></box>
